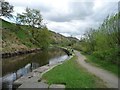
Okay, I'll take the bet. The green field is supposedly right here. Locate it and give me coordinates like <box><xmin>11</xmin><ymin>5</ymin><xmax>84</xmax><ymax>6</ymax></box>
<box><xmin>42</xmin><ymin>56</ymin><xmax>106</xmax><ymax>88</ymax></box>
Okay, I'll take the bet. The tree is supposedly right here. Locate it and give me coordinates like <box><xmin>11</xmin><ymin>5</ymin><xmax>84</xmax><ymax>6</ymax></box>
<box><xmin>0</xmin><ymin>0</ymin><xmax>13</xmax><ymax>18</ymax></box>
<box><xmin>17</xmin><ymin>7</ymin><xmax>50</xmax><ymax>49</ymax></box>
<box><xmin>80</xmin><ymin>13</ymin><xmax>119</xmax><ymax>64</ymax></box>
<box><xmin>17</xmin><ymin>8</ymin><xmax>43</xmax><ymax>28</ymax></box>
<box><xmin>29</xmin><ymin>26</ymin><xmax>51</xmax><ymax>49</ymax></box>
<box><xmin>37</xmin><ymin>27</ymin><xmax>50</xmax><ymax>49</ymax></box>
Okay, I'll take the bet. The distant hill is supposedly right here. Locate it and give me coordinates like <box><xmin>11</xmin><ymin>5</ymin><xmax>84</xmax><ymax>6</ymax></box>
<box><xmin>1</xmin><ymin>19</ymin><xmax>79</xmax><ymax>53</ymax></box>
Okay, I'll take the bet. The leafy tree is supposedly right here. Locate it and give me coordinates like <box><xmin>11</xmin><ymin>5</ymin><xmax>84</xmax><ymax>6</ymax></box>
<box><xmin>29</xmin><ymin>27</ymin><xmax>50</xmax><ymax>49</ymax></box>
<box><xmin>37</xmin><ymin>27</ymin><xmax>50</xmax><ymax>49</ymax></box>
<box><xmin>17</xmin><ymin>8</ymin><xmax>43</xmax><ymax>28</ymax></box>
<box><xmin>80</xmin><ymin>13</ymin><xmax>119</xmax><ymax>64</ymax></box>
<box><xmin>17</xmin><ymin>7</ymin><xmax>50</xmax><ymax>49</ymax></box>
<box><xmin>0</xmin><ymin>0</ymin><xmax>13</xmax><ymax>18</ymax></box>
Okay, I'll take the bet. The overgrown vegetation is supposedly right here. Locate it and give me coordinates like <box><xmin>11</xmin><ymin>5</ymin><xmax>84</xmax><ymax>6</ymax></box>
<box><xmin>77</xmin><ymin>13</ymin><xmax>119</xmax><ymax>75</ymax></box>
<box><xmin>42</xmin><ymin>56</ymin><xmax>106</xmax><ymax>88</ymax></box>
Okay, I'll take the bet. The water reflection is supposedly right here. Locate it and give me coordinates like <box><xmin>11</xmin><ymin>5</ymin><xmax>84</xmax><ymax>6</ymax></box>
<box><xmin>49</xmin><ymin>55</ymin><xmax>68</xmax><ymax>65</ymax></box>
<box><xmin>2</xmin><ymin>48</ymin><xmax>68</xmax><ymax>89</ymax></box>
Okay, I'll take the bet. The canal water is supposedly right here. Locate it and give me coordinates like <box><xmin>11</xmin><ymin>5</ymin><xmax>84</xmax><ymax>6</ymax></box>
<box><xmin>2</xmin><ymin>48</ymin><xmax>69</xmax><ymax>89</ymax></box>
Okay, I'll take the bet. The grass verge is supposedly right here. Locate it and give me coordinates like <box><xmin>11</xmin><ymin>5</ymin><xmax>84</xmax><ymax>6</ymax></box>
<box><xmin>84</xmin><ymin>54</ymin><xmax>119</xmax><ymax>77</ymax></box>
<box><xmin>42</xmin><ymin>56</ymin><xmax>106</xmax><ymax>88</ymax></box>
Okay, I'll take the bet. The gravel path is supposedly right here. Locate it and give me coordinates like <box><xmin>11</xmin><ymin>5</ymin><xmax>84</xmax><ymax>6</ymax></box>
<box><xmin>75</xmin><ymin>51</ymin><xmax>119</xmax><ymax>88</ymax></box>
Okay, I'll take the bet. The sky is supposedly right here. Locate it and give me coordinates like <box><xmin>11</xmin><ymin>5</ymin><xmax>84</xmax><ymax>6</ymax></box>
<box><xmin>4</xmin><ymin>0</ymin><xmax>119</xmax><ymax>39</ymax></box>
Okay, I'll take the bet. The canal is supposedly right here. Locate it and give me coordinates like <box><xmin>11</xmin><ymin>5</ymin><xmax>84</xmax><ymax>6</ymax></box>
<box><xmin>2</xmin><ymin>47</ymin><xmax>69</xmax><ymax>89</ymax></box>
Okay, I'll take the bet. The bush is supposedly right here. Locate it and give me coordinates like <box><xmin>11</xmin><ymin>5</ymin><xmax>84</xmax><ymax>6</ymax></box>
<box><xmin>92</xmin><ymin>47</ymin><xmax>119</xmax><ymax>65</ymax></box>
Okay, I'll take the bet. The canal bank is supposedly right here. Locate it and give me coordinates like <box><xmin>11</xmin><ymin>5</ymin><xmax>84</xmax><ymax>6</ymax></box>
<box><xmin>2</xmin><ymin>48</ymin><xmax>41</xmax><ymax>58</ymax></box>
<box><xmin>2</xmin><ymin>47</ymin><xmax>72</xmax><ymax>58</ymax></box>
<box><xmin>13</xmin><ymin>55</ymin><xmax>73</xmax><ymax>89</ymax></box>
<box><xmin>2</xmin><ymin>47</ymin><xmax>72</xmax><ymax>89</ymax></box>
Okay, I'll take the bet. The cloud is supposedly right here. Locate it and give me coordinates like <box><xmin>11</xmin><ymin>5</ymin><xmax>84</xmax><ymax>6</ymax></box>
<box><xmin>91</xmin><ymin>1</ymin><xmax>118</xmax><ymax>22</ymax></box>
<box><xmin>5</xmin><ymin>0</ymin><xmax>119</xmax><ymax>39</ymax></box>
<box><xmin>44</xmin><ymin>1</ymin><xmax>94</xmax><ymax>22</ymax></box>
<box><xmin>47</xmin><ymin>19</ymin><xmax>97</xmax><ymax>37</ymax></box>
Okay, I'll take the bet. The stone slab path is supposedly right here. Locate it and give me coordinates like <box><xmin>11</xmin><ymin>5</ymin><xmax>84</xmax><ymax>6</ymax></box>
<box><xmin>17</xmin><ymin>82</ymin><xmax>49</xmax><ymax>89</ymax></box>
<box><xmin>49</xmin><ymin>84</ymin><xmax>65</xmax><ymax>88</ymax></box>
<box><xmin>14</xmin><ymin>60</ymin><xmax>68</xmax><ymax>89</ymax></box>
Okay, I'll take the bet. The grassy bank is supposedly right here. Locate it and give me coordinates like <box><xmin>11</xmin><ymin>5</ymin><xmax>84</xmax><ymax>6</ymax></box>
<box><xmin>2</xmin><ymin>19</ymin><xmax>79</xmax><ymax>53</ymax></box>
<box><xmin>84</xmin><ymin>54</ymin><xmax>119</xmax><ymax>77</ymax></box>
<box><xmin>42</xmin><ymin>56</ymin><xmax>106</xmax><ymax>88</ymax></box>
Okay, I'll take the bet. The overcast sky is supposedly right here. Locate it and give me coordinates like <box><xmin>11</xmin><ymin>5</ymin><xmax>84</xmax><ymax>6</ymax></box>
<box><xmin>5</xmin><ymin>0</ymin><xmax>119</xmax><ymax>39</ymax></box>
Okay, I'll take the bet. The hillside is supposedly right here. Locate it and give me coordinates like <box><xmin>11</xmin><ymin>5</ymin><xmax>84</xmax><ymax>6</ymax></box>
<box><xmin>1</xmin><ymin>19</ymin><xmax>79</xmax><ymax>53</ymax></box>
